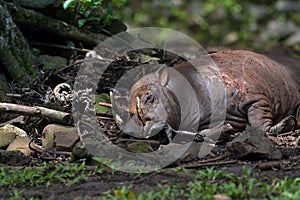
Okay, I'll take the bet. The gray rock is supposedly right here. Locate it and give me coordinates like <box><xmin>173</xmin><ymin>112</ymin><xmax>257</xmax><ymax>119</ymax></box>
<box><xmin>227</xmin><ymin>126</ymin><xmax>282</xmax><ymax>160</ymax></box>
<box><xmin>247</xmin><ymin>4</ymin><xmax>268</xmax><ymax>21</ymax></box>
<box><xmin>213</xmin><ymin>194</ymin><xmax>232</xmax><ymax>200</ymax></box>
<box><xmin>7</xmin><ymin>137</ymin><xmax>33</xmax><ymax>156</ymax></box>
<box><xmin>71</xmin><ymin>140</ymin><xmax>92</xmax><ymax>161</ymax></box>
<box><xmin>286</xmin><ymin>31</ymin><xmax>300</xmax><ymax>46</ymax></box>
<box><xmin>267</xmin><ymin>20</ymin><xmax>297</xmax><ymax>38</ymax></box>
<box><xmin>39</xmin><ymin>55</ymin><xmax>67</xmax><ymax>70</ymax></box>
<box><xmin>210</xmin><ymin>7</ymin><xmax>226</xmax><ymax>22</ymax></box>
<box><xmin>42</xmin><ymin>124</ymin><xmax>79</xmax><ymax>151</ymax></box>
<box><xmin>223</xmin><ymin>32</ymin><xmax>239</xmax><ymax>45</ymax></box>
<box><xmin>126</xmin><ymin>141</ymin><xmax>155</xmax><ymax>153</ymax></box>
<box><xmin>0</xmin><ymin>125</ymin><xmax>27</xmax><ymax>148</ymax></box>
<box><xmin>276</xmin><ymin>0</ymin><xmax>300</xmax><ymax>12</ymax></box>
<box><xmin>0</xmin><ymin>149</ymin><xmax>31</xmax><ymax>166</ymax></box>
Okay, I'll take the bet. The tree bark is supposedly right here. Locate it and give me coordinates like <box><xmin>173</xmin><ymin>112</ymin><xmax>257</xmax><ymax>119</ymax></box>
<box><xmin>0</xmin><ymin>3</ymin><xmax>37</xmax><ymax>86</ymax></box>
<box><xmin>2</xmin><ymin>1</ymin><xmax>107</xmax><ymax>47</ymax></box>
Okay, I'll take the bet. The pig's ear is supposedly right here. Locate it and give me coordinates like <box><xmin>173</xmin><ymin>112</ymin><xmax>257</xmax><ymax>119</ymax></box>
<box><xmin>156</xmin><ymin>65</ymin><xmax>169</xmax><ymax>87</ymax></box>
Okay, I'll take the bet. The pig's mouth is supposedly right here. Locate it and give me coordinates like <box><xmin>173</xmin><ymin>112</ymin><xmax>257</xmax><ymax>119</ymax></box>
<box><xmin>123</xmin><ymin>113</ymin><xmax>169</xmax><ymax>140</ymax></box>
<box><xmin>136</xmin><ymin>96</ymin><xmax>171</xmax><ymax>139</ymax></box>
<box><xmin>123</xmin><ymin>96</ymin><xmax>170</xmax><ymax>140</ymax></box>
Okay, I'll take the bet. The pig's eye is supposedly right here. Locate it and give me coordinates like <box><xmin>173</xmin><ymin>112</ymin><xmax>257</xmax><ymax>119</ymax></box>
<box><xmin>142</xmin><ymin>93</ymin><xmax>156</xmax><ymax>105</ymax></box>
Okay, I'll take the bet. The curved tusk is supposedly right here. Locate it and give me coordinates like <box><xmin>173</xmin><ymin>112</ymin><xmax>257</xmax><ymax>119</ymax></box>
<box><xmin>136</xmin><ymin>96</ymin><xmax>146</xmax><ymax>125</ymax></box>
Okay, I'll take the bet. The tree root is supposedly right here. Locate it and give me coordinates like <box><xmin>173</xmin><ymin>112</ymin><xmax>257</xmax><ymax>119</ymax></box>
<box><xmin>2</xmin><ymin>1</ymin><xmax>107</xmax><ymax>47</ymax></box>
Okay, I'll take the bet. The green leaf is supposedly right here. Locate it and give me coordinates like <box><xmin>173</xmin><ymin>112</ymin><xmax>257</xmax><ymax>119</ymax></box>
<box><xmin>66</xmin><ymin>41</ymin><xmax>75</xmax><ymax>47</ymax></box>
<box><xmin>77</xmin><ymin>18</ymin><xmax>87</xmax><ymax>27</ymax></box>
<box><xmin>92</xmin><ymin>94</ymin><xmax>112</xmax><ymax>115</ymax></box>
<box><xmin>106</xmin><ymin>3</ymin><xmax>113</xmax><ymax>17</ymax></box>
<box><xmin>84</xmin><ymin>10</ymin><xmax>92</xmax><ymax>18</ymax></box>
<box><xmin>111</xmin><ymin>0</ymin><xmax>127</xmax><ymax>8</ymax></box>
<box><xmin>63</xmin><ymin>0</ymin><xmax>76</xmax><ymax>10</ymax></box>
<box><xmin>102</xmin><ymin>3</ymin><xmax>113</xmax><ymax>25</ymax></box>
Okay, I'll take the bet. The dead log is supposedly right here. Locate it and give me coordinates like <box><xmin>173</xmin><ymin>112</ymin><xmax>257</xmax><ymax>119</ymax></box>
<box><xmin>0</xmin><ymin>103</ymin><xmax>72</xmax><ymax>124</ymax></box>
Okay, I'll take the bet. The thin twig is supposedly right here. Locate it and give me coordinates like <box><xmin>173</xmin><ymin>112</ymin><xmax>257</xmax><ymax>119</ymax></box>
<box><xmin>30</xmin><ymin>42</ymin><xmax>91</xmax><ymax>52</ymax></box>
<box><xmin>177</xmin><ymin>153</ymin><xmax>231</xmax><ymax>169</ymax></box>
<box><xmin>97</xmin><ymin>116</ymin><xmax>114</xmax><ymax>120</ymax></box>
<box><xmin>276</xmin><ymin>129</ymin><xmax>300</xmax><ymax>137</ymax></box>
<box><xmin>6</xmin><ymin>93</ymin><xmax>23</xmax><ymax>98</ymax></box>
<box><xmin>98</xmin><ymin>102</ymin><xmax>112</xmax><ymax>108</ymax></box>
<box><xmin>54</xmin><ymin>59</ymin><xmax>85</xmax><ymax>74</ymax></box>
<box><xmin>179</xmin><ymin>160</ymin><xmax>237</xmax><ymax>169</ymax></box>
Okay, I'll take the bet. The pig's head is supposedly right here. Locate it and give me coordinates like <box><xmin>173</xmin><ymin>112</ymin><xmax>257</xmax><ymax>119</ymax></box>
<box><xmin>122</xmin><ymin>66</ymin><xmax>181</xmax><ymax>139</ymax></box>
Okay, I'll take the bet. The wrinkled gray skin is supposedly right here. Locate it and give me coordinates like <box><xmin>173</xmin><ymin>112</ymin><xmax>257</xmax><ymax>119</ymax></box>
<box><xmin>121</xmin><ymin>50</ymin><xmax>300</xmax><ymax>139</ymax></box>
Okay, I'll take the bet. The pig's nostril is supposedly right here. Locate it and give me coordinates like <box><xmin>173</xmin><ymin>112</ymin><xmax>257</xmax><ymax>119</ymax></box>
<box><xmin>144</xmin><ymin>115</ymin><xmax>151</xmax><ymax>121</ymax></box>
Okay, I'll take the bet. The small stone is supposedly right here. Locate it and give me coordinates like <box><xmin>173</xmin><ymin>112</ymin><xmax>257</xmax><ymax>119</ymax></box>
<box><xmin>126</xmin><ymin>141</ymin><xmax>154</xmax><ymax>153</ymax></box>
<box><xmin>71</xmin><ymin>140</ymin><xmax>92</xmax><ymax>161</ymax></box>
<box><xmin>247</xmin><ymin>4</ymin><xmax>268</xmax><ymax>21</ymax></box>
<box><xmin>39</xmin><ymin>55</ymin><xmax>67</xmax><ymax>70</ymax></box>
<box><xmin>7</xmin><ymin>137</ymin><xmax>33</xmax><ymax>156</ymax></box>
<box><xmin>276</xmin><ymin>0</ymin><xmax>300</xmax><ymax>12</ymax></box>
<box><xmin>223</xmin><ymin>32</ymin><xmax>239</xmax><ymax>45</ymax></box>
<box><xmin>0</xmin><ymin>125</ymin><xmax>27</xmax><ymax>148</ymax></box>
<box><xmin>227</xmin><ymin>126</ymin><xmax>282</xmax><ymax>160</ymax></box>
<box><xmin>42</xmin><ymin>124</ymin><xmax>79</xmax><ymax>151</ymax></box>
<box><xmin>286</xmin><ymin>32</ymin><xmax>300</xmax><ymax>46</ymax></box>
<box><xmin>266</xmin><ymin>20</ymin><xmax>297</xmax><ymax>38</ymax></box>
<box><xmin>157</xmin><ymin>143</ymin><xmax>196</xmax><ymax>165</ymax></box>
<box><xmin>0</xmin><ymin>149</ymin><xmax>31</xmax><ymax>166</ymax></box>
<box><xmin>213</xmin><ymin>194</ymin><xmax>232</xmax><ymax>200</ymax></box>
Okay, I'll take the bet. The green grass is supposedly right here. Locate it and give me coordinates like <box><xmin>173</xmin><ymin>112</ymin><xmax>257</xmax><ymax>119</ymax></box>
<box><xmin>102</xmin><ymin>167</ymin><xmax>300</xmax><ymax>200</ymax></box>
<box><xmin>1</xmin><ymin>163</ymin><xmax>299</xmax><ymax>200</ymax></box>
<box><xmin>0</xmin><ymin>160</ymin><xmax>103</xmax><ymax>188</ymax></box>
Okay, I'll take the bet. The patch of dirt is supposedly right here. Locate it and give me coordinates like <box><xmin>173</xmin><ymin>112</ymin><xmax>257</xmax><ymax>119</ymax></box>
<box><xmin>0</xmin><ymin>163</ymin><xmax>300</xmax><ymax>199</ymax></box>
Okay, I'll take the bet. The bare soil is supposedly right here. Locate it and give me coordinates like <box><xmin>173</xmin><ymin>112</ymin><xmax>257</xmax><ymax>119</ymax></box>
<box><xmin>0</xmin><ymin>161</ymin><xmax>299</xmax><ymax>199</ymax></box>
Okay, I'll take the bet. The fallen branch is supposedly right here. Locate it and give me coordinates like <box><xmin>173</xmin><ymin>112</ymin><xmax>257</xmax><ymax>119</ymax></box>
<box><xmin>177</xmin><ymin>153</ymin><xmax>232</xmax><ymax>169</ymax></box>
<box><xmin>178</xmin><ymin>160</ymin><xmax>237</xmax><ymax>169</ymax></box>
<box><xmin>257</xmin><ymin>155</ymin><xmax>300</xmax><ymax>171</ymax></box>
<box><xmin>0</xmin><ymin>103</ymin><xmax>72</xmax><ymax>124</ymax></box>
